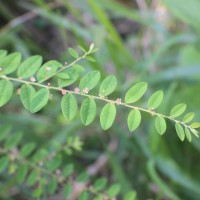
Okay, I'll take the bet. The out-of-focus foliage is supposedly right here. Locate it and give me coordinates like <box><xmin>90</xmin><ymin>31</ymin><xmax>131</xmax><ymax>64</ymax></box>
<box><xmin>0</xmin><ymin>0</ymin><xmax>200</xmax><ymax>199</ymax></box>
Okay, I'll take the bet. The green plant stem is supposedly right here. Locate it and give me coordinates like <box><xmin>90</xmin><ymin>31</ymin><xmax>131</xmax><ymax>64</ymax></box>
<box><xmin>0</xmin><ymin>75</ymin><xmax>193</xmax><ymax>131</ymax></box>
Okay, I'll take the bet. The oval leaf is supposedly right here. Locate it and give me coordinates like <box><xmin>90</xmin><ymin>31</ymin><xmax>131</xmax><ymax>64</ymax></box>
<box><xmin>37</xmin><ymin>60</ymin><xmax>63</xmax><ymax>83</ymax></box>
<box><xmin>183</xmin><ymin>112</ymin><xmax>195</xmax><ymax>123</ymax></box>
<box><xmin>0</xmin><ymin>52</ymin><xmax>21</xmax><ymax>75</ymax></box>
<box><xmin>175</xmin><ymin>123</ymin><xmax>185</xmax><ymax>141</ymax></box>
<box><xmin>30</xmin><ymin>88</ymin><xmax>50</xmax><ymax>113</ymax></box>
<box><xmin>155</xmin><ymin>116</ymin><xmax>166</xmax><ymax>135</ymax></box>
<box><xmin>125</xmin><ymin>82</ymin><xmax>148</xmax><ymax>104</ymax></box>
<box><xmin>80</xmin><ymin>98</ymin><xmax>96</xmax><ymax>126</ymax></box>
<box><xmin>190</xmin><ymin>122</ymin><xmax>200</xmax><ymax>129</ymax></box>
<box><xmin>17</xmin><ymin>55</ymin><xmax>42</xmax><ymax>79</ymax></box>
<box><xmin>100</xmin><ymin>103</ymin><xmax>116</xmax><ymax>130</ymax></box>
<box><xmin>79</xmin><ymin>70</ymin><xmax>100</xmax><ymax>91</ymax></box>
<box><xmin>170</xmin><ymin>103</ymin><xmax>186</xmax><ymax>118</ymax></box>
<box><xmin>0</xmin><ymin>79</ymin><xmax>13</xmax><ymax>107</ymax></box>
<box><xmin>20</xmin><ymin>84</ymin><xmax>36</xmax><ymax>110</ymax></box>
<box><xmin>68</xmin><ymin>48</ymin><xmax>78</xmax><ymax>58</ymax></box>
<box><xmin>61</xmin><ymin>94</ymin><xmax>77</xmax><ymax>120</ymax></box>
<box><xmin>99</xmin><ymin>75</ymin><xmax>117</xmax><ymax>96</ymax></box>
<box><xmin>185</xmin><ymin>127</ymin><xmax>192</xmax><ymax>142</ymax></box>
<box><xmin>148</xmin><ymin>90</ymin><xmax>163</xmax><ymax>109</ymax></box>
<box><xmin>127</xmin><ymin>109</ymin><xmax>141</xmax><ymax>132</ymax></box>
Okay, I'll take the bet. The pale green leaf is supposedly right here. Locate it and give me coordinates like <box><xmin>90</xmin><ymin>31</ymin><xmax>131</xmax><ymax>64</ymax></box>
<box><xmin>185</xmin><ymin>127</ymin><xmax>192</xmax><ymax>142</ymax></box>
<box><xmin>0</xmin><ymin>52</ymin><xmax>21</xmax><ymax>74</ymax></box>
<box><xmin>61</xmin><ymin>94</ymin><xmax>77</xmax><ymax>120</ymax></box>
<box><xmin>68</xmin><ymin>48</ymin><xmax>78</xmax><ymax>58</ymax></box>
<box><xmin>100</xmin><ymin>103</ymin><xmax>116</xmax><ymax>130</ymax></box>
<box><xmin>17</xmin><ymin>55</ymin><xmax>42</xmax><ymax>79</ymax></box>
<box><xmin>56</xmin><ymin>72</ymin><xmax>70</xmax><ymax>79</ymax></box>
<box><xmin>30</xmin><ymin>88</ymin><xmax>50</xmax><ymax>113</ymax></box>
<box><xmin>79</xmin><ymin>70</ymin><xmax>100</xmax><ymax>90</ymax></box>
<box><xmin>183</xmin><ymin>112</ymin><xmax>195</xmax><ymax>123</ymax></box>
<box><xmin>20</xmin><ymin>84</ymin><xmax>36</xmax><ymax>110</ymax></box>
<box><xmin>80</xmin><ymin>98</ymin><xmax>96</xmax><ymax>126</ymax></box>
<box><xmin>190</xmin><ymin>122</ymin><xmax>200</xmax><ymax>129</ymax></box>
<box><xmin>20</xmin><ymin>142</ymin><xmax>36</xmax><ymax>157</ymax></box>
<box><xmin>63</xmin><ymin>184</ymin><xmax>72</xmax><ymax>198</ymax></box>
<box><xmin>94</xmin><ymin>178</ymin><xmax>107</xmax><ymax>191</ymax></box>
<box><xmin>175</xmin><ymin>123</ymin><xmax>185</xmax><ymax>141</ymax></box>
<box><xmin>0</xmin><ymin>79</ymin><xmax>13</xmax><ymax>107</ymax></box>
<box><xmin>125</xmin><ymin>82</ymin><xmax>148</xmax><ymax>103</ymax></box>
<box><xmin>148</xmin><ymin>90</ymin><xmax>163</xmax><ymax>109</ymax></box>
<box><xmin>27</xmin><ymin>170</ymin><xmax>38</xmax><ymax>186</ymax></box>
<box><xmin>127</xmin><ymin>109</ymin><xmax>141</xmax><ymax>132</ymax></box>
<box><xmin>58</xmin><ymin>68</ymin><xmax>79</xmax><ymax>87</ymax></box>
<box><xmin>37</xmin><ymin>60</ymin><xmax>63</xmax><ymax>82</ymax></box>
<box><xmin>5</xmin><ymin>132</ymin><xmax>23</xmax><ymax>149</ymax></box>
<box><xmin>0</xmin><ymin>156</ymin><xmax>9</xmax><ymax>173</ymax></box>
<box><xmin>99</xmin><ymin>75</ymin><xmax>117</xmax><ymax>96</ymax></box>
<box><xmin>170</xmin><ymin>103</ymin><xmax>186</xmax><ymax>118</ymax></box>
<box><xmin>155</xmin><ymin>116</ymin><xmax>166</xmax><ymax>135</ymax></box>
<box><xmin>16</xmin><ymin>164</ymin><xmax>29</xmax><ymax>183</ymax></box>
<box><xmin>123</xmin><ymin>191</ymin><xmax>137</xmax><ymax>200</ymax></box>
<box><xmin>107</xmin><ymin>183</ymin><xmax>121</xmax><ymax>198</ymax></box>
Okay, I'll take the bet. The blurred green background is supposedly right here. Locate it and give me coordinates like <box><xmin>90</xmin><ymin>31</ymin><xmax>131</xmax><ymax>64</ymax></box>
<box><xmin>1</xmin><ymin>0</ymin><xmax>200</xmax><ymax>199</ymax></box>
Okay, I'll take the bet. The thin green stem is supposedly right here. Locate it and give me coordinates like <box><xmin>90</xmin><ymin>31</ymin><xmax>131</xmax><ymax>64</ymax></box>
<box><xmin>0</xmin><ymin>75</ymin><xmax>192</xmax><ymax>130</ymax></box>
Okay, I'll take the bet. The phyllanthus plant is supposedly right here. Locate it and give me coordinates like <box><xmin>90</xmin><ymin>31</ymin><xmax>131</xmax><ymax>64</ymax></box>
<box><xmin>0</xmin><ymin>44</ymin><xmax>199</xmax><ymax>142</ymax></box>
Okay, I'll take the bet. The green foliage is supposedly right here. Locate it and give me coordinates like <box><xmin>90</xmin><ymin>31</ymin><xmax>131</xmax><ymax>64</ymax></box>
<box><xmin>0</xmin><ymin>46</ymin><xmax>199</xmax><ymax>141</ymax></box>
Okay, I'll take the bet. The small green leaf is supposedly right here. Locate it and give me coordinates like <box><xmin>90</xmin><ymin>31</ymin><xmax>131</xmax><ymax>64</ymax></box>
<box><xmin>17</xmin><ymin>55</ymin><xmax>42</xmax><ymax>79</ymax></box>
<box><xmin>99</xmin><ymin>75</ymin><xmax>117</xmax><ymax>96</ymax></box>
<box><xmin>20</xmin><ymin>142</ymin><xmax>36</xmax><ymax>157</ymax></box>
<box><xmin>47</xmin><ymin>176</ymin><xmax>57</xmax><ymax>194</ymax></box>
<box><xmin>190</xmin><ymin>122</ymin><xmax>200</xmax><ymax>129</ymax></box>
<box><xmin>61</xmin><ymin>94</ymin><xmax>77</xmax><ymax>120</ymax></box>
<box><xmin>80</xmin><ymin>98</ymin><xmax>96</xmax><ymax>126</ymax></box>
<box><xmin>30</xmin><ymin>88</ymin><xmax>50</xmax><ymax>113</ymax></box>
<box><xmin>78</xmin><ymin>191</ymin><xmax>89</xmax><ymax>200</ymax></box>
<box><xmin>0</xmin><ymin>125</ymin><xmax>11</xmax><ymax>141</ymax></box>
<box><xmin>56</xmin><ymin>72</ymin><xmax>70</xmax><ymax>79</ymax></box>
<box><xmin>20</xmin><ymin>84</ymin><xmax>36</xmax><ymax>110</ymax></box>
<box><xmin>175</xmin><ymin>123</ymin><xmax>185</xmax><ymax>141</ymax></box>
<box><xmin>155</xmin><ymin>116</ymin><xmax>166</xmax><ymax>135</ymax></box>
<box><xmin>107</xmin><ymin>183</ymin><xmax>121</xmax><ymax>198</ymax></box>
<box><xmin>58</xmin><ymin>68</ymin><xmax>79</xmax><ymax>87</ymax></box>
<box><xmin>170</xmin><ymin>103</ymin><xmax>186</xmax><ymax>118</ymax></box>
<box><xmin>0</xmin><ymin>156</ymin><xmax>9</xmax><ymax>173</ymax></box>
<box><xmin>37</xmin><ymin>60</ymin><xmax>63</xmax><ymax>82</ymax></box>
<box><xmin>63</xmin><ymin>184</ymin><xmax>72</xmax><ymax>198</ymax></box>
<box><xmin>148</xmin><ymin>90</ymin><xmax>163</xmax><ymax>109</ymax></box>
<box><xmin>79</xmin><ymin>70</ymin><xmax>100</xmax><ymax>91</ymax></box>
<box><xmin>100</xmin><ymin>103</ymin><xmax>116</xmax><ymax>130</ymax></box>
<box><xmin>185</xmin><ymin>127</ymin><xmax>192</xmax><ymax>142</ymax></box>
<box><xmin>27</xmin><ymin>170</ymin><xmax>38</xmax><ymax>186</ymax></box>
<box><xmin>123</xmin><ymin>191</ymin><xmax>137</xmax><ymax>200</ymax></box>
<box><xmin>16</xmin><ymin>165</ymin><xmax>29</xmax><ymax>183</ymax></box>
<box><xmin>94</xmin><ymin>178</ymin><xmax>107</xmax><ymax>191</ymax></box>
<box><xmin>125</xmin><ymin>82</ymin><xmax>148</xmax><ymax>104</ymax></box>
<box><xmin>127</xmin><ymin>109</ymin><xmax>141</xmax><ymax>132</ymax></box>
<box><xmin>0</xmin><ymin>52</ymin><xmax>21</xmax><ymax>74</ymax></box>
<box><xmin>0</xmin><ymin>79</ymin><xmax>13</xmax><ymax>107</ymax></box>
<box><xmin>86</xmin><ymin>55</ymin><xmax>96</xmax><ymax>62</ymax></box>
<box><xmin>5</xmin><ymin>132</ymin><xmax>23</xmax><ymax>149</ymax></box>
<box><xmin>63</xmin><ymin>164</ymin><xmax>74</xmax><ymax>177</ymax></box>
<box><xmin>68</xmin><ymin>48</ymin><xmax>78</xmax><ymax>58</ymax></box>
<box><xmin>183</xmin><ymin>112</ymin><xmax>195</xmax><ymax>123</ymax></box>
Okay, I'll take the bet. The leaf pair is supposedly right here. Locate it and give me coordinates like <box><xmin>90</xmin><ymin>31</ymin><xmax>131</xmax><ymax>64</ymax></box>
<box><xmin>20</xmin><ymin>85</ymin><xmax>50</xmax><ymax>113</ymax></box>
<box><xmin>61</xmin><ymin>94</ymin><xmax>96</xmax><ymax>126</ymax></box>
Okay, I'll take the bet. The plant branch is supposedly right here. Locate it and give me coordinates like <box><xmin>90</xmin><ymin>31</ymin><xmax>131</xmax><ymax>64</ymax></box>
<box><xmin>0</xmin><ymin>75</ymin><xmax>194</xmax><ymax>131</ymax></box>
